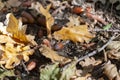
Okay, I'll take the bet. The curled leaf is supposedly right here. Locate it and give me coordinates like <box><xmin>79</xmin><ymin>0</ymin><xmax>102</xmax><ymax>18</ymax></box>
<box><xmin>53</xmin><ymin>25</ymin><xmax>94</xmax><ymax>43</ymax></box>
<box><xmin>103</xmin><ymin>61</ymin><xmax>120</xmax><ymax>80</ymax></box>
<box><xmin>39</xmin><ymin>4</ymin><xmax>54</xmax><ymax>38</ymax></box>
<box><xmin>0</xmin><ymin>41</ymin><xmax>34</xmax><ymax>69</ymax></box>
<box><xmin>107</xmin><ymin>41</ymin><xmax>120</xmax><ymax>50</ymax></box>
<box><xmin>107</xmin><ymin>49</ymin><xmax>120</xmax><ymax>60</ymax></box>
<box><xmin>6</xmin><ymin>0</ymin><xmax>21</xmax><ymax>7</ymax></box>
<box><xmin>0</xmin><ymin>1</ymin><xmax>4</xmax><ymax>10</ymax></box>
<box><xmin>40</xmin><ymin>63</ymin><xmax>60</xmax><ymax>80</ymax></box>
<box><xmin>6</xmin><ymin>13</ymin><xmax>28</xmax><ymax>43</ymax></box>
<box><xmin>60</xmin><ymin>61</ymin><xmax>76</xmax><ymax>80</ymax></box>
<box><xmin>0</xmin><ymin>69</ymin><xmax>15</xmax><ymax>79</ymax></box>
<box><xmin>39</xmin><ymin>45</ymin><xmax>71</xmax><ymax>64</ymax></box>
<box><xmin>79</xmin><ymin>57</ymin><xmax>102</xmax><ymax>67</ymax></box>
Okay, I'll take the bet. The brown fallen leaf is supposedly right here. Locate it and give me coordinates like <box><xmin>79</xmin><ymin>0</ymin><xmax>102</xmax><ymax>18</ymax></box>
<box><xmin>39</xmin><ymin>45</ymin><xmax>71</xmax><ymax>64</ymax></box>
<box><xmin>53</xmin><ymin>25</ymin><xmax>94</xmax><ymax>43</ymax></box>
<box><xmin>6</xmin><ymin>13</ymin><xmax>28</xmax><ymax>43</ymax></box>
<box><xmin>103</xmin><ymin>61</ymin><xmax>120</xmax><ymax>80</ymax></box>
<box><xmin>66</xmin><ymin>16</ymin><xmax>81</xmax><ymax>27</ymax></box>
<box><xmin>39</xmin><ymin>4</ymin><xmax>54</xmax><ymax>38</ymax></box>
<box><xmin>79</xmin><ymin>57</ymin><xmax>102</xmax><ymax>67</ymax></box>
<box><xmin>107</xmin><ymin>41</ymin><xmax>120</xmax><ymax>50</ymax></box>
<box><xmin>74</xmin><ymin>74</ymin><xmax>91</xmax><ymax>80</ymax></box>
<box><xmin>6</xmin><ymin>0</ymin><xmax>21</xmax><ymax>7</ymax></box>
<box><xmin>0</xmin><ymin>41</ymin><xmax>34</xmax><ymax>69</ymax></box>
<box><xmin>0</xmin><ymin>1</ymin><xmax>4</xmax><ymax>10</ymax></box>
<box><xmin>107</xmin><ymin>49</ymin><xmax>120</xmax><ymax>60</ymax></box>
<box><xmin>79</xmin><ymin>57</ymin><xmax>102</xmax><ymax>75</ymax></box>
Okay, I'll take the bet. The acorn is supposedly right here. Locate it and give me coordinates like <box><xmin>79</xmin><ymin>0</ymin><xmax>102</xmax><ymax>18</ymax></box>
<box><xmin>37</xmin><ymin>17</ymin><xmax>46</xmax><ymax>26</ymax></box>
<box><xmin>72</xmin><ymin>6</ymin><xmax>84</xmax><ymax>14</ymax></box>
<box><xmin>51</xmin><ymin>24</ymin><xmax>63</xmax><ymax>31</ymax></box>
<box><xmin>27</xmin><ymin>61</ymin><xmax>36</xmax><ymax>71</ymax></box>
<box><xmin>21</xmin><ymin>11</ymin><xmax>35</xmax><ymax>23</ymax></box>
<box><xmin>38</xmin><ymin>29</ymin><xmax>43</xmax><ymax>38</ymax></box>
<box><xmin>54</xmin><ymin>42</ymin><xmax>64</xmax><ymax>51</ymax></box>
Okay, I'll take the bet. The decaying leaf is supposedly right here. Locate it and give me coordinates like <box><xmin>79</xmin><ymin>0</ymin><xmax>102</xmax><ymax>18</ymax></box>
<box><xmin>74</xmin><ymin>74</ymin><xmax>91</xmax><ymax>80</ymax></box>
<box><xmin>107</xmin><ymin>41</ymin><xmax>120</xmax><ymax>50</ymax></box>
<box><xmin>66</xmin><ymin>16</ymin><xmax>80</xmax><ymax>27</ymax></box>
<box><xmin>53</xmin><ymin>25</ymin><xmax>94</xmax><ymax>43</ymax></box>
<box><xmin>103</xmin><ymin>61</ymin><xmax>120</xmax><ymax>80</ymax></box>
<box><xmin>40</xmin><ymin>61</ymin><xmax>76</xmax><ymax>80</ymax></box>
<box><xmin>0</xmin><ymin>1</ymin><xmax>4</xmax><ymax>10</ymax></box>
<box><xmin>60</xmin><ymin>61</ymin><xmax>76</xmax><ymax>80</ymax></box>
<box><xmin>0</xmin><ymin>69</ymin><xmax>15</xmax><ymax>79</ymax></box>
<box><xmin>6</xmin><ymin>0</ymin><xmax>21</xmax><ymax>7</ymax></box>
<box><xmin>79</xmin><ymin>57</ymin><xmax>102</xmax><ymax>67</ymax></box>
<box><xmin>0</xmin><ymin>41</ymin><xmax>34</xmax><ymax>69</ymax></box>
<box><xmin>31</xmin><ymin>2</ymin><xmax>54</xmax><ymax>38</ymax></box>
<box><xmin>107</xmin><ymin>49</ymin><xmax>120</xmax><ymax>60</ymax></box>
<box><xmin>0</xmin><ymin>13</ymin><xmax>36</xmax><ymax>69</ymax></box>
<box><xmin>79</xmin><ymin>57</ymin><xmax>102</xmax><ymax>75</ymax></box>
<box><xmin>0</xmin><ymin>22</ymin><xmax>8</xmax><ymax>34</ymax></box>
<box><xmin>0</xmin><ymin>35</ymin><xmax>16</xmax><ymax>44</ymax></box>
<box><xmin>40</xmin><ymin>63</ymin><xmax>60</xmax><ymax>80</ymax></box>
<box><xmin>39</xmin><ymin>4</ymin><xmax>54</xmax><ymax>38</ymax></box>
<box><xmin>39</xmin><ymin>45</ymin><xmax>71</xmax><ymax>64</ymax></box>
<box><xmin>6</xmin><ymin>13</ymin><xmax>28</xmax><ymax>43</ymax></box>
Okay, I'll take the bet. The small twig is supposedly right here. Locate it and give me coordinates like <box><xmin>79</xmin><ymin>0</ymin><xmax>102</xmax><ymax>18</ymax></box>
<box><xmin>86</xmin><ymin>12</ymin><xmax>107</xmax><ymax>25</ymax></box>
<box><xmin>63</xmin><ymin>33</ymin><xmax>118</xmax><ymax>70</ymax></box>
<box><xmin>89</xmin><ymin>29</ymin><xmax>120</xmax><ymax>32</ymax></box>
<box><xmin>51</xmin><ymin>1</ymin><xmax>69</xmax><ymax>16</ymax></box>
<box><xmin>21</xmin><ymin>61</ymin><xmax>29</xmax><ymax>74</ymax></box>
<box><xmin>76</xmin><ymin>33</ymin><xmax>118</xmax><ymax>63</ymax></box>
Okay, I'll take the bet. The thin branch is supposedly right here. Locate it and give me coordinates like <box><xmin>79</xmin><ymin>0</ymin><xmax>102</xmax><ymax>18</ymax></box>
<box><xmin>89</xmin><ymin>29</ymin><xmax>120</xmax><ymax>32</ymax></box>
<box><xmin>22</xmin><ymin>61</ymin><xmax>29</xmax><ymax>74</ymax></box>
<box><xmin>76</xmin><ymin>33</ymin><xmax>118</xmax><ymax>63</ymax></box>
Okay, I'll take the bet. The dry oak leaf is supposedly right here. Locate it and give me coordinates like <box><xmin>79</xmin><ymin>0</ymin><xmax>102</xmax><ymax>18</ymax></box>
<box><xmin>6</xmin><ymin>13</ymin><xmax>28</xmax><ymax>43</ymax></box>
<box><xmin>0</xmin><ymin>42</ymin><xmax>34</xmax><ymax>69</ymax></box>
<box><xmin>0</xmin><ymin>1</ymin><xmax>4</xmax><ymax>10</ymax></box>
<box><xmin>39</xmin><ymin>4</ymin><xmax>54</xmax><ymax>38</ymax></box>
<box><xmin>103</xmin><ymin>61</ymin><xmax>120</xmax><ymax>80</ymax></box>
<box><xmin>53</xmin><ymin>25</ymin><xmax>94</xmax><ymax>43</ymax></box>
<box><xmin>79</xmin><ymin>57</ymin><xmax>102</xmax><ymax>75</ymax></box>
<box><xmin>66</xmin><ymin>16</ymin><xmax>80</xmax><ymax>27</ymax></box>
<box><xmin>79</xmin><ymin>57</ymin><xmax>102</xmax><ymax>67</ymax></box>
<box><xmin>107</xmin><ymin>49</ymin><xmax>120</xmax><ymax>60</ymax></box>
<box><xmin>6</xmin><ymin>0</ymin><xmax>21</xmax><ymax>7</ymax></box>
<box><xmin>74</xmin><ymin>74</ymin><xmax>91</xmax><ymax>80</ymax></box>
<box><xmin>107</xmin><ymin>41</ymin><xmax>120</xmax><ymax>50</ymax></box>
<box><xmin>39</xmin><ymin>45</ymin><xmax>71</xmax><ymax>64</ymax></box>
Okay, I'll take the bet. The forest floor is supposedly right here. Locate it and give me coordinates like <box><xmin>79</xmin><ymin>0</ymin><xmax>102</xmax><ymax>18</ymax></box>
<box><xmin>0</xmin><ymin>0</ymin><xmax>120</xmax><ymax>80</ymax></box>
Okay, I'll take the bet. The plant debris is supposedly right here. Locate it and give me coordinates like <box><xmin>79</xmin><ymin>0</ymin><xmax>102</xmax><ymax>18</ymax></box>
<box><xmin>0</xmin><ymin>0</ymin><xmax>120</xmax><ymax>80</ymax></box>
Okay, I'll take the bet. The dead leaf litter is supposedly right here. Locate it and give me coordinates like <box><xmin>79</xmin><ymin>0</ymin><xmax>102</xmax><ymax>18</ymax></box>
<box><xmin>0</xmin><ymin>0</ymin><xmax>120</xmax><ymax>80</ymax></box>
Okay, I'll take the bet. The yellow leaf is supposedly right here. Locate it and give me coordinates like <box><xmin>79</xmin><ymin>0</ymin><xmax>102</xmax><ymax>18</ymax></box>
<box><xmin>39</xmin><ymin>45</ymin><xmax>71</xmax><ymax>64</ymax></box>
<box><xmin>53</xmin><ymin>25</ymin><xmax>94</xmax><ymax>43</ymax></box>
<box><xmin>40</xmin><ymin>4</ymin><xmax>54</xmax><ymax>38</ymax></box>
<box><xmin>66</xmin><ymin>16</ymin><xmax>80</xmax><ymax>27</ymax></box>
<box><xmin>6</xmin><ymin>13</ymin><xmax>28</xmax><ymax>43</ymax></box>
<box><xmin>0</xmin><ymin>40</ymin><xmax>34</xmax><ymax>69</ymax></box>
